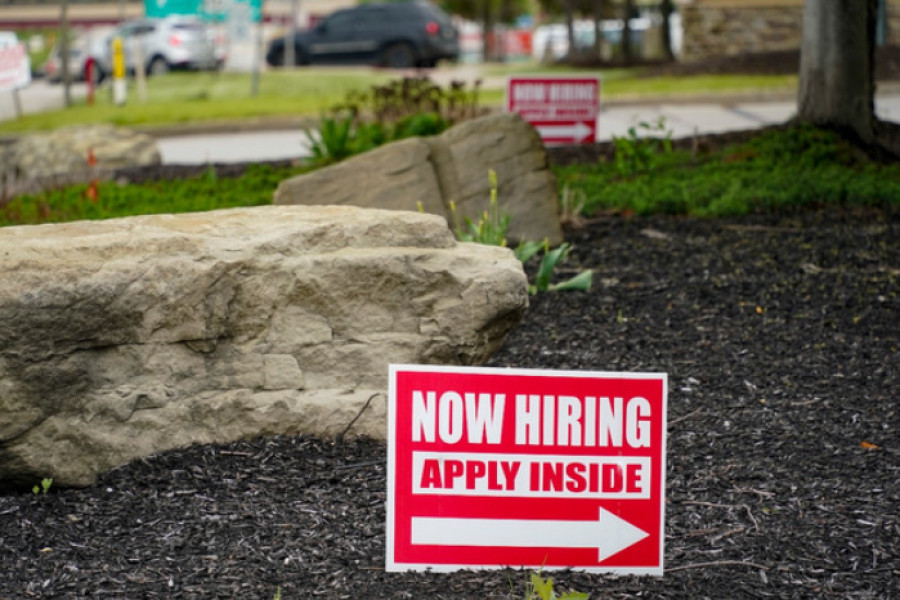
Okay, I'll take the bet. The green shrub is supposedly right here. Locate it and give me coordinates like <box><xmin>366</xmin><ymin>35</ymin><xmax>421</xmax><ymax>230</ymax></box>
<box><xmin>304</xmin><ymin>76</ymin><xmax>482</xmax><ymax>166</ymax></box>
<box><xmin>612</xmin><ymin>117</ymin><xmax>673</xmax><ymax>178</ymax></box>
<box><xmin>304</xmin><ymin>111</ymin><xmax>358</xmax><ymax>166</ymax></box>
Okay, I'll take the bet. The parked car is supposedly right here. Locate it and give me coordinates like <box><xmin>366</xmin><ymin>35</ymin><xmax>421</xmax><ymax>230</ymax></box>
<box><xmin>87</xmin><ymin>17</ymin><xmax>223</xmax><ymax>82</ymax></box>
<box><xmin>266</xmin><ymin>2</ymin><xmax>459</xmax><ymax>69</ymax></box>
<box><xmin>44</xmin><ymin>43</ymin><xmax>89</xmax><ymax>83</ymax></box>
<box><xmin>43</xmin><ymin>27</ymin><xmax>112</xmax><ymax>83</ymax></box>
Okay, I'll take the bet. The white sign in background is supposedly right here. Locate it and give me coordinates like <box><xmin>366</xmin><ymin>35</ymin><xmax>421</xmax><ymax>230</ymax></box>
<box><xmin>0</xmin><ymin>35</ymin><xmax>31</xmax><ymax>93</ymax></box>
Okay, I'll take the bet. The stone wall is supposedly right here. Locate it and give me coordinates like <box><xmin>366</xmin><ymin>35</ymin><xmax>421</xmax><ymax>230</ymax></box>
<box><xmin>680</xmin><ymin>0</ymin><xmax>803</xmax><ymax>61</ymax></box>
<box><xmin>680</xmin><ymin>0</ymin><xmax>900</xmax><ymax>61</ymax></box>
<box><xmin>888</xmin><ymin>1</ymin><xmax>900</xmax><ymax>45</ymax></box>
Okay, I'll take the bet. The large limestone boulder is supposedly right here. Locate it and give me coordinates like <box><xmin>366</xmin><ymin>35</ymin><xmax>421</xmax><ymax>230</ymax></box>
<box><xmin>0</xmin><ymin>205</ymin><xmax>528</xmax><ymax>488</ymax></box>
<box><xmin>274</xmin><ymin>112</ymin><xmax>564</xmax><ymax>245</ymax></box>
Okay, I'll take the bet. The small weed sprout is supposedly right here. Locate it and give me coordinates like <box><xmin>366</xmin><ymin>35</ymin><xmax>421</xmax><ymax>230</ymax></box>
<box><xmin>523</xmin><ymin>571</ymin><xmax>589</xmax><ymax>600</ymax></box>
<box><xmin>452</xmin><ymin>171</ymin><xmax>592</xmax><ymax>295</ymax></box>
<box><xmin>559</xmin><ymin>185</ymin><xmax>586</xmax><ymax>228</ymax></box>
<box><xmin>32</xmin><ymin>478</ymin><xmax>53</xmax><ymax>495</ymax></box>
<box><xmin>450</xmin><ymin>169</ymin><xmax>510</xmax><ymax>247</ymax></box>
<box><xmin>529</xmin><ymin>241</ymin><xmax>594</xmax><ymax>295</ymax></box>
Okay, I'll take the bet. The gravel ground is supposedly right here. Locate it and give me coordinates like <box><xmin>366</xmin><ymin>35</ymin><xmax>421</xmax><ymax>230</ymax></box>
<box><xmin>1</xmin><ymin>207</ymin><xmax>898</xmax><ymax>599</ymax></box>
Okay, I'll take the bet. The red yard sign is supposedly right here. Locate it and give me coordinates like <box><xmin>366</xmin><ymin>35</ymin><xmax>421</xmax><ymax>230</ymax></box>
<box><xmin>506</xmin><ymin>76</ymin><xmax>600</xmax><ymax>145</ymax></box>
<box><xmin>386</xmin><ymin>365</ymin><xmax>667</xmax><ymax>574</ymax></box>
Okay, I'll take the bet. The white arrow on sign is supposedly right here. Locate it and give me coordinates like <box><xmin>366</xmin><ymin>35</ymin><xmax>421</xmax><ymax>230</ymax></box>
<box><xmin>411</xmin><ymin>508</ymin><xmax>649</xmax><ymax>563</ymax></box>
<box><xmin>535</xmin><ymin>122</ymin><xmax>594</xmax><ymax>143</ymax></box>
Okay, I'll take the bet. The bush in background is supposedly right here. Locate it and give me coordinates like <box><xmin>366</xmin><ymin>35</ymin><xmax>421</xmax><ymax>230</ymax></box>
<box><xmin>305</xmin><ymin>76</ymin><xmax>483</xmax><ymax>166</ymax></box>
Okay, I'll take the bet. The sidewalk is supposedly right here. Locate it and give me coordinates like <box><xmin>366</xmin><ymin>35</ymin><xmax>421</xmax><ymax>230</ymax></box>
<box><xmin>0</xmin><ymin>80</ymin><xmax>88</xmax><ymax>123</ymax></box>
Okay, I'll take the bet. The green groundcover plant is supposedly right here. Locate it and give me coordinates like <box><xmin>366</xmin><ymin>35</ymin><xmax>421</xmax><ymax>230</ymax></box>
<box><xmin>0</xmin><ymin>163</ymin><xmax>310</xmax><ymax>227</ymax></box>
<box><xmin>611</xmin><ymin>117</ymin><xmax>673</xmax><ymax>178</ymax></box>
<box><xmin>555</xmin><ymin>123</ymin><xmax>900</xmax><ymax>216</ymax></box>
<box><xmin>2</xmin><ymin>123</ymin><xmax>897</xmax><ymax>229</ymax></box>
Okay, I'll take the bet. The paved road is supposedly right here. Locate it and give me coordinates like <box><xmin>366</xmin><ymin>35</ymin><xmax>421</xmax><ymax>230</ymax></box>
<box><xmin>154</xmin><ymin>98</ymin><xmax>802</xmax><ymax>164</ymax></box>
<box><xmin>156</xmin><ymin>95</ymin><xmax>900</xmax><ymax>164</ymax></box>
<box><xmin>0</xmin><ymin>80</ymin><xmax>88</xmax><ymax>122</ymax></box>
<box><xmin>155</xmin><ymin>129</ymin><xmax>315</xmax><ymax>164</ymax></box>
<box><xmin>150</xmin><ymin>100</ymin><xmax>792</xmax><ymax>164</ymax></box>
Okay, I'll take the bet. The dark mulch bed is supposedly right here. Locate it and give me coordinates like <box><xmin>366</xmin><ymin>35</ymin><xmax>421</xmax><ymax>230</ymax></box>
<box><xmin>2</xmin><ymin>206</ymin><xmax>898</xmax><ymax>598</ymax></box>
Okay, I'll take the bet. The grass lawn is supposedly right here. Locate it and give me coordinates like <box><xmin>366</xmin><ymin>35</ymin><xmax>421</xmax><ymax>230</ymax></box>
<box><xmin>0</xmin><ymin>63</ymin><xmax>796</xmax><ymax>134</ymax></box>
<box><xmin>0</xmin><ymin>70</ymin><xmax>396</xmax><ymax>133</ymax></box>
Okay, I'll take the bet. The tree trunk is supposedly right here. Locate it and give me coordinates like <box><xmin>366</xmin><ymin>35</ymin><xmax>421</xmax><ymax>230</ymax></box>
<box><xmin>482</xmin><ymin>0</ymin><xmax>495</xmax><ymax>62</ymax></box>
<box><xmin>797</xmin><ymin>0</ymin><xmax>876</xmax><ymax>142</ymax></box>
<box><xmin>563</xmin><ymin>0</ymin><xmax>575</xmax><ymax>60</ymax></box>
<box><xmin>660</xmin><ymin>0</ymin><xmax>674</xmax><ymax>61</ymax></box>
<box><xmin>622</xmin><ymin>0</ymin><xmax>634</xmax><ymax>64</ymax></box>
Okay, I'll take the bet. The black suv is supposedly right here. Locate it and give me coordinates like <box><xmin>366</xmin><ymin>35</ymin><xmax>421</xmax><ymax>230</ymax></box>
<box><xmin>265</xmin><ymin>2</ymin><xmax>459</xmax><ymax>69</ymax></box>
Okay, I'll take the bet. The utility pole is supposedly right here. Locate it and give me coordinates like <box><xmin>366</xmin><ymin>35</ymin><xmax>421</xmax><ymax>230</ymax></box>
<box><xmin>284</xmin><ymin>0</ymin><xmax>299</xmax><ymax>67</ymax></box>
<box><xmin>60</xmin><ymin>0</ymin><xmax>71</xmax><ymax>107</ymax></box>
<box><xmin>251</xmin><ymin>0</ymin><xmax>265</xmax><ymax>96</ymax></box>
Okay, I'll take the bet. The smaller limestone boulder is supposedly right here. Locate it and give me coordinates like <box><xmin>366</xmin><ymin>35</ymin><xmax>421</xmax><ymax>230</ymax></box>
<box><xmin>274</xmin><ymin>112</ymin><xmax>564</xmax><ymax>245</ymax></box>
<box><xmin>273</xmin><ymin>137</ymin><xmax>447</xmax><ymax>217</ymax></box>
<box><xmin>429</xmin><ymin>112</ymin><xmax>562</xmax><ymax>244</ymax></box>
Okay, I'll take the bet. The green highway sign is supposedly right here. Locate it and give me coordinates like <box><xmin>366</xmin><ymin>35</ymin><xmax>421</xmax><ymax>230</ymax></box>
<box><xmin>144</xmin><ymin>0</ymin><xmax>261</xmax><ymax>22</ymax></box>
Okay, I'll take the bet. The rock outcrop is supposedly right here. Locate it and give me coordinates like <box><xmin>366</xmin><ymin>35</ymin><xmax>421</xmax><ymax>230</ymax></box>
<box><xmin>274</xmin><ymin>112</ymin><xmax>564</xmax><ymax>245</ymax></box>
<box><xmin>0</xmin><ymin>205</ymin><xmax>528</xmax><ymax>488</ymax></box>
<box><xmin>9</xmin><ymin>124</ymin><xmax>161</xmax><ymax>179</ymax></box>
<box><xmin>0</xmin><ymin>124</ymin><xmax>160</xmax><ymax>199</ymax></box>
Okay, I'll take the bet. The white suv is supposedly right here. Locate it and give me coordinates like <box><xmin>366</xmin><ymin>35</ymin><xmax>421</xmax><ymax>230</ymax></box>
<box><xmin>91</xmin><ymin>17</ymin><xmax>223</xmax><ymax>80</ymax></box>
